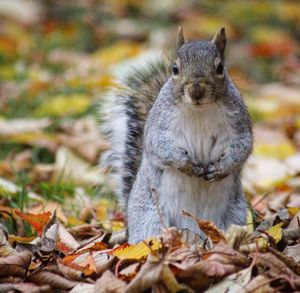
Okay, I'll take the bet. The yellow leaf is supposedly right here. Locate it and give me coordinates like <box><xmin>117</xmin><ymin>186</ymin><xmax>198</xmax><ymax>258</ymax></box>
<box><xmin>288</xmin><ymin>207</ymin><xmax>300</xmax><ymax>216</ymax></box>
<box><xmin>35</xmin><ymin>94</ymin><xmax>91</xmax><ymax>117</ymax></box>
<box><xmin>267</xmin><ymin>223</ymin><xmax>283</xmax><ymax>243</ymax></box>
<box><xmin>93</xmin><ymin>42</ymin><xmax>142</xmax><ymax>67</ymax></box>
<box><xmin>254</xmin><ymin>144</ymin><xmax>296</xmax><ymax>159</ymax></box>
<box><xmin>111</xmin><ymin>238</ymin><xmax>161</xmax><ymax>260</ymax></box>
<box><xmin>102</xmin><ymin>220</ymin><xmax>124</xmax><ymax>232</ymax></box>
<box><xmin>246</xmin><ymin>209</ymin><xmax>254</xmax><ymax>233</ymax></box>
<box><xmin>66</xmin><ymin>216</ymin><xmax>85</xmax><ymax>227</ymax></box>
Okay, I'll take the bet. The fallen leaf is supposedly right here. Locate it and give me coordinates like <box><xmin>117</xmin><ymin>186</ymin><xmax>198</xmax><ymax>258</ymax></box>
<box><xmin>182</xmin><ymin>211</ymin><xmax>225</xmax><ymax>243</ymax></box>
<box><xmin>28</xmin><ymin>271</ymin><xmax>79</xmax><ymax>290</ymax></box>
<box><xmin>224</xmin><ymin>225</ymin><xmax>250</xmax><ymax>250</ymax></box>
<box><xmin>0</xmin><ymin>283</ymin><xmax>51</xmax><ymax>293</ymax></box>
<box><xmin>253</xmin><ymin>126</ymin><xmax>296</xmax><ymax>159</ymax></box>
<box><xmin>110</xmin><ymin>237</ymin><xmax>161</xmax><ymax>260</ymax></box>
<box><xmin>266</xmin><ymin>222</ymin><xmax>283</xmax><ymax>243</ymax></box>
<box><xmin>0</xmin><ymin>250</ymin><xmax>32</xmax><ymax>278</ymax></box>
<box><xmin>283</xmin><ymin>244</ymin><xmax>300</xmax><ymax>262</ymax></box>
<box><xmin>54</xmin><ymin>146</ymin><xmax>102</xmax><ymax>185</ymax></box>
<box><xmin>57</xmin><ymin>224</ymin><xmax>80</xmax><ymax>254</ymax></box>
<box><xmin>126</xmin><ymin>253</ymin><xmax>192</xmax><ymax>293</ymax></box>
<box><xmin>92</xmin><ymin>251</ymin><xmax>115</xmax><ymax>275</ymax></box>
<box><xmin>118</xmin><ymin>262</ymin><xmax>141</xmax><ymax>281</ymax></box>
<box><xmin>0</xmin><ymin>226</ymin><xmax>17</xmax><ymax>257</ymax></box>
<box><xmin>35</xmin><ymin>94</ymin><xmax>91</xmax><ymax>117</ymax></box>
<box><xmin>243</xmin><ymin>155</ymin><xmax>290</xmax><ymax>191</ymax></box>
<box><xmin>94</xmin><ymin>270</ymin><xmax>126</xmax><ymax>293</ymax></box>
<box><xmin>15</xmin><ymin>210</ymin><xmax>51</xmax><ymax>237</ymax></box>
<box><xmin>178</xmin><ymin>244</ymin><xmax>250</xmax><ymax>291</ymax></box>
<box><xmin>204</xmin><ymin>267</ymin><xmax>252</xmax><ymax>293</ymax></box>
<box><xmin>61</xmin><ymin>252</ymin><xmax>98</xmax><ymax>276</ymax></box>
<box><xmin>57</xmin><ymin>261</ymin><xmax>84</xmax><ymax>281</ymax></box>
<box><xmin>240</xmin><ymin>275</ymin><xmax>274</xmax><ymax>293</ymax></box>
<box><xmin>69</xmin><ymin>283</ymin><xmax>95</xmax><ymax>293</ymax></box>
<box><xmin>0</xmin><ymin>118</ymin><xmax>51</xmax><ymax>135</ymax></box>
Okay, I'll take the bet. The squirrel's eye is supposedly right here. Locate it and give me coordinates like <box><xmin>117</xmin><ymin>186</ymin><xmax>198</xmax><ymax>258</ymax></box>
<box><xmin>173</xmin><ymin>64</ymin><xmax>179</xmax><ymax>75</ymax></box>
<box><xmin>216</xmin><ymin>62</ymin><xmax>224</xmax><ymax>76</ymax></box>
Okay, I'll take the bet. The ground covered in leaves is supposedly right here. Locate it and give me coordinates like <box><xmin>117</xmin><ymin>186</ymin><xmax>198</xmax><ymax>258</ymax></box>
<box><xmin>0</xmin><ymin>0</ymin><xmax>300</xmax><ymax>292</ymax></box>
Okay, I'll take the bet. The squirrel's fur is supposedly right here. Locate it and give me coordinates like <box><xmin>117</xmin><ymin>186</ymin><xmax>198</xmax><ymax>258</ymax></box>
<box><xmin>100</xmin><ymin>54</ymin><xmax>172</xmax><ymax>207</ymax></box>
<box><xmin>100</xmin><ymin>28</ymin><xmax>253</xmax><ymax>243</ymax></box>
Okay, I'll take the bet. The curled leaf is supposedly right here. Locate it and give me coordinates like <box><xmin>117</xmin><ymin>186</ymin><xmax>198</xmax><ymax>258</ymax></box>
<box><xmin>182</xmin><ymin>211</ymin><xmax>225</xmax><ymax>243</ymax></box>
<box><xmin>0</xmin><ymin>250</ymin><xmax>32</xmax><ymax>278</ymax></box>
<box><xmin>28</xmin><ymin>271</ymin><xmax>79</xmax><ymax>290</ymax></box>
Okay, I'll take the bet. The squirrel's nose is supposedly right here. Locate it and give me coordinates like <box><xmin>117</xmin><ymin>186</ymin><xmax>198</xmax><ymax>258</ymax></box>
<box><xmin>188</xmin><ymin>83</ymin><xmax>205</xmax><ymax>100</ymax></box>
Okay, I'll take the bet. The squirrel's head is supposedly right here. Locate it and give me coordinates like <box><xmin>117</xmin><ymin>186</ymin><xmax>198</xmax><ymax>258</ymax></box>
<box><xmin>172</xmin><ymin>27</ymin><xmax>227</xmax><ymax>107</ymax></box>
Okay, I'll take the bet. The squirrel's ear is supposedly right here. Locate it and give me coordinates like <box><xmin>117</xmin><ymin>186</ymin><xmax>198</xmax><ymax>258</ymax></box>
<box><xmin>176</xmin><ymin>27</ymin><xmax>186</xmax><ymax>53</ymax></box>
<box><xmin>212</xmin><ymin>27</ymin><xmax>227</xmax><ymax>60</ymax></box>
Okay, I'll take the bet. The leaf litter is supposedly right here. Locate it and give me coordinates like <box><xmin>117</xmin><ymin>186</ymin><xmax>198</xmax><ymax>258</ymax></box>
<box><xmin>1</xmin><ymin>206</ymin><xmax>300</xmax><ymax>292</ymax></box>
<box><xmin>1</xmin><ymin>0</ymin><xmax>300</xmax><ymax>292</ymax></box>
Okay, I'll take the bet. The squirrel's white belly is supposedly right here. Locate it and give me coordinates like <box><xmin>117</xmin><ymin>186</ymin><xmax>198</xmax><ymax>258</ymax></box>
<box><xmin>159</xmin><ymin>169</ymin><xmax>235</xmax><ymax>232</ymax></box>
<box><xmin>159</xmin><ymin>104</ymin><xmax>236</xmax><ymax>232</ymax></box>
<box><xmin>176</xmin><ymin>103</ymin><xmax>235</xmax><ymax>163</ymax></box>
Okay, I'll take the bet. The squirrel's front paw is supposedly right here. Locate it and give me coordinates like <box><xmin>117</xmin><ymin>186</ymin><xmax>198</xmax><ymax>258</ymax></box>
<box><xmin>192</xmin><ymin>162</ymin><xmax>204</xmax><ymax>177</ymax></box>
<box><xmin>204</xmin><ymin>156</ymin><xmax>229</xmax><ymax>182</ymax></box>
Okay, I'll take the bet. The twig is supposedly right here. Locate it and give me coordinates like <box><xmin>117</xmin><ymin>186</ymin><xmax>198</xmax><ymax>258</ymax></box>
<box><xmin>151</xmin><ymin>188</ymin><xmax>168</xmax><ymax>231</ymax></box>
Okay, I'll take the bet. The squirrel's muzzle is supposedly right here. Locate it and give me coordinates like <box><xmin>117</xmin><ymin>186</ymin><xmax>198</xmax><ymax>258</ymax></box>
<box><xmin>188</xmin><ymin>83</ymin><xmax>205</xmax><ymax>101</ymax></box>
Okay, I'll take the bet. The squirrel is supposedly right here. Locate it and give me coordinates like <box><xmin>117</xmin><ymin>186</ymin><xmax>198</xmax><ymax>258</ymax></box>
<box><xmin>100</xmin><ymin>27</ymin><xmax>253</xmax><ymax>243</ymax></box>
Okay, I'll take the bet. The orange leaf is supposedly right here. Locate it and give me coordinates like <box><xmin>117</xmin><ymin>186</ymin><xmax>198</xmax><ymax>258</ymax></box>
<box><xmin>182</xmin><ymin>211</ymin><xmax>225</xmax><ymax>244</ymax></box>
<box><xmin>61</xmin><ymin>252</ymin><xmax>97</xmax><ymax>276</ymax></box>
<box><xmin>15</xmin><ymin>210</ymin><xmax>51</xmax><ymax>236</ymax></box>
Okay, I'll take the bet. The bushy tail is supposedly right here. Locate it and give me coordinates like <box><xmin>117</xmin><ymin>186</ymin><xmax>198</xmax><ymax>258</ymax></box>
<box><xmin>99</xmin><ymin>53</ymin><xmax>172</xmax><ymax>208</ymax></box>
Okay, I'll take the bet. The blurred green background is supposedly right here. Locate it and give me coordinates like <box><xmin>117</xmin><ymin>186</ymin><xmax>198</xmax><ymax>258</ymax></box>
<box><xmin>1</xmin><ymin>0</ymin><xmax>299</xmax><ymax>119</ymax></box>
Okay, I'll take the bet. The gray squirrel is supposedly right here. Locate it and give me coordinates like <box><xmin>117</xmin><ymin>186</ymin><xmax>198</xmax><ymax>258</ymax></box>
<box><xmin>100</xmin><ymin>27</ymin><xmax>253</xmax><ymax>243</ymax></box>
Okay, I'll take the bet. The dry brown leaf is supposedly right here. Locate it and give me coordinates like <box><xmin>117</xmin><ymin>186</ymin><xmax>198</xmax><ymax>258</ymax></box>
<box><xmin>92</xmin><ymin>251</ymin><xmax>115</xmax><ymax>275</ymax></box>
<box><xmin>224</xmin><ymin>225</ymin><xmax>250</xmax><ymax>250</ymax></box>
<box><xmin>57</xmin><ymin>261</ymin><xmax>84</xmax><ymax>281</ymax></box>
<box><xmin>118</xmin><ymin>262</ymin><xmax>141</xmax><ymax>281</ymax></box>
<box><xmin>0</xmin><ymin>250</ymin><xmax>32</xmax><ymax>278</ymax></box>
<box><xmin>59</xmin><ymin>116</ymin><xmax>108</xmax><ymax>163</ymax></box>
<box><xmin>124</xmin><ymin>254</ymin><xmax>163</xmax><ymax>293</ymax></box>
<box><xmin>70</xmin><ymin>283</ymin><xmax>95</xmax><ymax>293</ymax></box>
<box><xmin>0</xmin><ymin>118</ymin><xmax>51</xmax><ymax>135</ymax></box>
<box><xmin>68</xmin><ymin>224</ymin><xmax>107</xmax><ymax>242</ymax></box>
<box><xmin>35</xmin><ymin>211</ymin><xmax>59</xmax><ymax>259</ymax></box>
<box><xmin>28</xmin><ymin>271</ymin><xmax>79</xmax><ymax>290</ymax></box>
<box><xmin>57</xmin><ymin>224</ymin><xmax>80</xmax><ymax>254</ymax></box>
<box><xmin>240</xmin><ymin>275</ymin><xmax>275</xmax><ymax>293</ymax></box>
<box><xmin>54</xmin><ymin>146</ymin><xmax>102</xmax><ymax>185</ymax></box>
<box><xmin>255</xmin><ymin>252</ymin><xmax>300</xmax><ymax>286</ymax></box>
<box><xmin>160</xmin><ymin>265</ymin><xmax>193</xmax><ymax>293</ymax></box>
<box><xmin>168</xmin><ymin>246</ymin><xmax>203</xmax><ymax>271</ymax></box>
<box><xmin>204</xmin><ymin>267</ymin><xmax>252</xmax><ymax>293</ymax></box>
<box><xmin>125</xmin><ymin>254</ymin><xmax>191</xmax><ymax>293</ymax></box>
<box><xmin>0</xmin><ymin>283</ymin><xmax>51</xmax><ymax>293</ymax></box>
<box><xmin>177</xmin><ymin>244</ymin><xmax>249</xmax><ymax>291</ymax></box>
<box><xmin>182</xmin><ymin>211</ymin><xmax>225</xmax><ymax>243</ymax></box>
<box><xmin>0</xmin><ymin>226</ymin><xmax>17</xmax><ymax>257</ymax></box>
<box><xmin>109</xmin><ymin>229</ymin><xmax>128</xmax><ymax>246</ymax></box>
<box><xmin>283</xmin><ymin>244</ymin><xmax>300</xmax><ymax>262</ymax></box>
<box><xmin>94</xmin><ymin>270</ymin><xmax>126</xmax><ymax>293</ymax></box>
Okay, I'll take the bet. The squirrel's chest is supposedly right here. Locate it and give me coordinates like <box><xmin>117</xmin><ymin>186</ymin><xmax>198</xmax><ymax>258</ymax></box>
<box><xmin>173</xmin><ymin>105</ymin><xmax>235</xmax><ymax>163</ymax></box>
